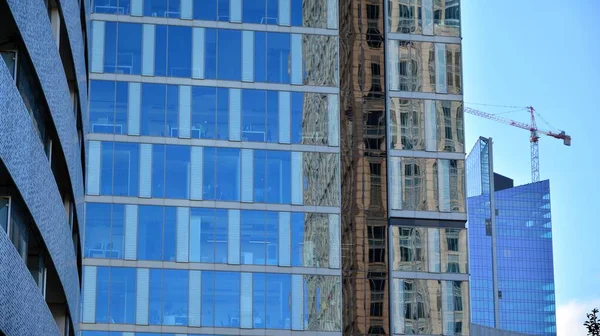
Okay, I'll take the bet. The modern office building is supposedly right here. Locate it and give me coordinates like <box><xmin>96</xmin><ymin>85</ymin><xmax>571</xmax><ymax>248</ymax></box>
<box><xmin>467</xmin><ymin>137</ymin><xmax>557</xmax><ymax>335</ymax></box>
<box><xmin>0</xmin><ymin>0</ymin><xmax>88</xmax><ymax>335</ymax></box>
<box><xmin>81</xmin><ymin>0</ymin><xmax>468</xmax><ymax>335</ymax></box>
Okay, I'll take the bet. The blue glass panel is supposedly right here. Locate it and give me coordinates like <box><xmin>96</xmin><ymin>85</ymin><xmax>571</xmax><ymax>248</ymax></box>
<box><xmin>155</xmin><ymin>25</ymin><xmax>168</xmax><ymax>77</ymax></box>
<box><xmin>191</xmin><ymin>208</ymin><xmax>214</xmax><ymax>262</ymax></box>
<box><xmin>266</xmin><ymin>90</ymin><xmax>278</xmax><ymax>143</ymax></box>
<box><xmin>117</xmin><ymin>23</ymin><xmax>142</xmax><ymax>74</ymax></box>
<box><xmin>115</xmin><ymin>81</ymin><xmax>128</xmax><ymax>134</ymax></box>
<box><xmin>266</xmin><ymin>0</ymin><xmax>278</xmax><ymax>24</ymax></box>
<box><xmin>253</xmin><ymin>273</ymin><xmax>266</xmax><ymax>328</ymax></box>
<box><xmin>113</xmin><ymin>142</ymin><xmax>139</xmax><ymax>197</ymax></box>
<box><xmin>138</xmin><ymin>205</ymin><xmax>163</xmax><ymax>260</ymax></box>
<box><xmin>144</xmin><ymin>0</ymin><xmax>168</xmax><ymax>17</ymax></box>
<box><xmin>109</xmin><ymin>267</ymin><xmax>136</xmax><ymax>324</ymax></box>
<box><xmin>191</xmin><ymin>86</ymin><xmax>217</xmax><ymax>139</ymax></box>
<box><xmin>266</xmin><ymin>273</ymin><xmax>291</xmax><ymax>329</ymax></box>
<box><xmin>216</xmin><ymin>88</ymin><xmax>229</xmax><ymax>140</ymax></box>
<box><xmin>266</xmin><ymin>151</ymin><xmax>291</xmax><ymax>204</ymax></box>
<box><xmin>291</xmin><ymin>0</ymin><xmax>303</xmax><ymax>26</ymax></box>
<box><xmin>163</xmin><ymin>269</ymin><xmax>188</xmax><ymax>325</ymax></box>
<box><xmin>216</xmin><ymin>148</ymin><xmax>240</xmax><ymax>201</ymax></box>
<box><xmin>201</xmin><ymin>271</ymin><xmax>215</xmax><ymax>326</ymax></box>
<box><xmin>82</xmin><ymin>332</ymin><xmax>109</xmax><ymax>336</ymax></box>
<box><xmin>217</xmin><ymin>0</ymin><xmax>229</xmax><ymax>21</ymax></box>
<box><xmin>266</xmin><ymin>212</ymin><xmax>278</xmax><ymax>265</ymax></box>
<box><xmin>96</xmin><ymin>267</ymin><xmax>110</xmax><ymax>323</ymax></box>
<box><xmin>110</xmin><ymin>204</ymin><xmax>125</xmax><ymax>259</ymax></box>
<box><xmin>290</xmin><ymin>92</ymin><xmax>303</xmax><ymax>144</ymax></box>
<box><xmin>165</xmin><ymin>145</ymin><xmax>190</xmax><ymax>199</ymax></box>
<box><xmin>243</xmin><ymin>0</ymin><xmax>266</xmax><ymax>24</ymax></box>
<box><xmin>217</xmin><ymin>29</ymin><xmax>241</xmax><ymax>81</ymax></box>
<box><xmin>89</xmin><ymin>80</ymin><xmax>115</xmax><ymax>134</ymax></box>
<box><xmin>204</xmin><ymin>29</ymin><xmax>217</xmax><ymax>79</ymax></box>
<box><xmin>103</xmin><ymin>22</ymin><xmax>117</xmax><ymax>73</ymax></box>
<box><xmin>214</xmin><ymin>272</ymin><xmax>240</xmax><ymax>327</ymax></box>
<box><xmin>266</xmin><ymin>33</ymin><xmax>290</xmax><ymax>83</ymax></box>
<box><xmin>149</xmin><ymin>268</ymin><xmax>162</xmax><ymax>325</ymax></box>
<box><xmin>254</xmin><ymin>32</ymin><xmax>266</xmax><ymax>82</ymax></box>
<box><xmin>242</xmin><ymin>89</ymin><xmax>266</xmax><ymax>142</ymax></box>
<box><xmin>163</xmin><ymin>207</ymin><xmax>177</xmax><ymax>261</ymax></box>
<box><xmin>141</xmin><ymin>83</ymin><xmax>166</xmax><ymax>136</ymax></box>
<box><xmin>194</xmin><ymin>0</ymin><xmax>217</xmax><ymax>20</ymax></box>
<box><xmin>165</xmin><ymin>85</ymin><xmax>179</xmax><ymax>138</ymax></box>
<box><xmin>168</xmin><ymin>26</ymin><xmax>192</xmax><ymax>77</ymax></box>
<box><xmin>253</xmin><ymin>150</ymin><xmax>267</xmax><ymax>203</ymax></box>
<box><xmin>202</xmin><ymin>147</ymin><xmax>216</xmax><ymax>200</ymax></box>
<box><xmin>167</xmin><ymin>0</ymin><xmax>181</xmax><ymax>17</ymax></box>
<box><xmin>100</xmin><ymin>142</ymin><xmax>114</xmax><ymax>195</ymax></box>
<box><xmin>152</xmin><ymin>145</ymin><xmax>166</xmax><ymax>198</ymax></box>
<box><xmin>92</xmin><ymin>0</ymin><xmax>129</xmax><ymax>14</ymax></box>
<box><xmin>291</xmin><ymin>212</ymin><xmax>305</xmax><ymax>266</ymax></box>
<box><xmin>241</xmin><ymin>210</ymin><xmax>265</xmax><ymax>265</ymax></box>
<box><xmin>85</xmin><ymin>203</ymin><xmax>111</xmax><ymax>258</ymax></box>
<box><xmin>215</xmin><ymin>209</ymin><xmax>228</xmax><ymax>263</ymax></box>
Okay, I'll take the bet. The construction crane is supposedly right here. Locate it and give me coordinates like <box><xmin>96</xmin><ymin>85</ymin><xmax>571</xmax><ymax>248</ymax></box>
<box><xmin>464</xmin><ymin>106</ymin><xmax>571</xmax><ymax>182</ymax></box>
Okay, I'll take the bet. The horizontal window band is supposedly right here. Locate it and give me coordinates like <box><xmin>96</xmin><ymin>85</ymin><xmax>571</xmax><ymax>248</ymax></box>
<box><xmin>90</xmin><ymin>13</ymin><xmax>339</xmax><ymax>36</ymax></box>
<box><xmin>85</xmin><ymin>195</ymin><xmax>341</xmax><ymax>214</ymax></box>
<box><xmin>388</xmin><ymin>150</ymin><xmax>465</xmax><ymax>160</ymax></box>
<box><xmin>83</xmin><ymin>258</ymin><xmax>341</xmax><ymax>275</ymax></box>
<box><xmin>389</xmin><ymin>215</ymin><xmax>467</xmax><ymax>228</ymax></box>
<box><xmin>80</xmin><ymin>323</ymin><xmax>343</xmax><ymax>335</ymax></box>
<box><xmin>387</xmin><ymin>32</ymin><xmax>462</xmax><ymax>44</ymax></box>
<box><xmin>89</xmin><ymin>72</ymin><xmax>339</xmax><ymax>94</ymax></box>
<box><xmin>87</xmin><ymin>133</ymin><xmax>340</xmax><ymax>153</ymax></box>
<box><xmin>388</xmin><ymin>91</ymin><xmax>463</xmax><ymax>102</ymax></box>
<box><xmin>392</xmin><ymin>271</ymin><xmax>469</xmax><ymax>282</ymax></box>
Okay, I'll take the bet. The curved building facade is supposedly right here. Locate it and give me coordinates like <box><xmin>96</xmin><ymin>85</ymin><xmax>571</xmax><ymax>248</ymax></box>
<box><xmin>0</xmin><ymin>0</ymin><xmax>88</xmax><ymax>335</ymax></box>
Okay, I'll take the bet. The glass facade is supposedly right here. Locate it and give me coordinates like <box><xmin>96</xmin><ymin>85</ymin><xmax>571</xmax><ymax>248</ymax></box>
<box><xmin>84</xmin><ymin>0</ymin><xmax>341</xmax><ymax>334</ymax></box>
<box><xmin>467</xmin><ymin>138</ymin><xmax>557</xmax><ymax>335</ymax></box>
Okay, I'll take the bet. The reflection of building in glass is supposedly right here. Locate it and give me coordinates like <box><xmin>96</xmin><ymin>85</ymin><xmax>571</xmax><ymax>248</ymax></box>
<box><xmin>467</xmin><ymin>137</ymin><xmax>557</xmax><ymax>335</ymax></box>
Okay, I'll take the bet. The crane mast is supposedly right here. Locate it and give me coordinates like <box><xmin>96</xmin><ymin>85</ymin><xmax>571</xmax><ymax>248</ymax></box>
<box><xmin>464</xmin><ymin>106</ymin><xmax>571</xmax><ymax>183</ymax></box>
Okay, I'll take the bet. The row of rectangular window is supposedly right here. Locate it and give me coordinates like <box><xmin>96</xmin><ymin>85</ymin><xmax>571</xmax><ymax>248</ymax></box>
<box><xmin>389</xmin><ymin>157</ymin><xmax>465</xmax><ymax>213</ymax></box>
<box><xmin>91</xmin><ymin>21</ymin><xmax>339</xmax><ymax>86</ymax></box>
<box><xmin>388</xmin><ymin>40</ymin><xmax>462</xmax><ymax>94</ymax></box>
<box><xmin>89</xmin><ymin>80</ymin><xmax>339</xmax><ymax>146</ymax></box>
<box><xmin>388</xmin><ymin>0</ymin><xmax>461</xmax><ymax>37</ymax></box>
<box><xmin>85</xmin><ymin>203</ymin><xmax>341</xmax><ymax>268</ymax></box>
<box><xmin>391</xmin><ymin>226</ymin><xmax>468</xmax><ymax>274</ymax></box>
<box><xmin>389</xmin><ymin>98</ymin><xmax>464</xmax><ymax>153</ymax></box>
<box><xmin>92</xmin><ymin>0</ymin><xmax>338</xmax><ymax>29</ymax></box>
<box><xmin>391</xmin><ymin>278</ymin><xmax>469</xmax><ymax>335</ymax></box>
<box><xmin>83</xmin><ymin>266</ymin><xmax>341</xmax><ymax>331</ymax></box>
<box><xmin>87</xmin><ymin>141</ymin><xmax>341</xmax><ymax>206</ymax></box>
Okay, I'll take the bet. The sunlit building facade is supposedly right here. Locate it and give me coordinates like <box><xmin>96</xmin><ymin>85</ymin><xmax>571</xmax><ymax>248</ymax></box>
<box><xmin>81</xmin><ymin>0</ymin><xmax>468</xmax><ymax>335</ymax></box>
<box><xmin>467</xmin><ymin>137</ymin><xmax>557</xmax><ymax>335</ymax></box>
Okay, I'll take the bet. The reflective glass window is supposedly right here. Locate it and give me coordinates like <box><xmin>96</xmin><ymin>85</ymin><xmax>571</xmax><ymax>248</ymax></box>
<box><xmin>290</xmin><ymin>0</ymin><xmax>327</xmax><ymax>28</ymax></box>
<box><xmin>155</xmin><ymin>25</ymin><xmax>168</xmax><ymax>77</ymax></box>
<box><xmin>303</xmin><ymin>152</ymin><xmax>340</xmax><ymax>206</ymax></box>
<box><xmin>0</xmin><ymin>198</ymin><xmax>7</xmax><ymax>233</ymax></box>
<box><xmin>202</xmin><ymin>147</ymin><xmax>216</xmax><ymax>200</ymax></box>
<box><xmin>302</xmin><ymin>35</ymin><xmax>338</xmax><ymax>86</ymax></box>
<box><xmin>110</xmin><ymin>204</ymin><xmax>125</xmax><ymax>259</ymax></box>
<box><xmin>291</xmin><ymin>212</ymin><xmax>305</xmax><ymax>266</ymax></box>
<box><xmin>141</xmin><ymin>83</ymin><xmax>166</xmax><ymax>136</ymax></box>
<box><xmin>217</xmin><ymin>0</ymin><xmax>229</xmax><ymax>21</ymax></box>
<box><xmin>109</xmin><ymin>267</ymin><xmax>136</xmax><ymax>324</ymax></box>
<box><xmin>152</xmin><ymin>145</ymin><xmax>166</xmax><ymax>198</ymax></box>
<box><xmin>388</xmin><ymin>0</ymin><xmax>421</xmax><ymax>34</ymax></box>
<box><xmin>390</xmin><ymin>41</ymin><xmax>436</xmax><ymax>92</ymax></box>
<box><xmin>144</xmin><ymin>0</ymin><xmax>167</xmax><ymax>17</ymax></box>
<box><xmin>241</xmin><ymin>210</ymin><xmax>266</xmax><ymax>265</ymax></box>
<box><xmin>303</xmin><ymin>275</ymin><xmax>341</xmax><ymax>331</ymax></box>
<box><xmin>253</xmin><ymin>150</ymin><xmax>267</xmax><ymax>203</ymax></box>
<box><xmin>165</xmin><ymin>145</ymin><xmax>190</xmax><ymax>199</ymax></box>
<box><xmin>242</xmin><ymin>89</ymin><xmax>266</xmax><ymax>142</ymax></box>
<box><xmin>434</xmin><ymin>0</ymin><xmax>460</xmax><ymax>36</ymax></box>
<box><xmin>117</xmin><ymin>23</ymin><xmax>142</xmax><ymax>74</ymax></box>
<box><xmin>100</xmin><ymin>142</ymin><xmax>114</xmax><ymax>195</ymax></box>
<box><xmin>266</xmin><ymin>273</ymin><xmax>291</xmax><ymax>329</ymax></box>
<box><xmin>193</xmin><ymin>0</ymin><xmax>217</xmax><ymax>20</ymax></box>
<box><xmin>216</xmin><ymin>148</ymin><xmax>240</xmax><ymax>201</ymax></box>
<box><xmin>266</xmin><ymin>151</ymin><xmax>291</xmax><ymax>203</ymax></box>
<box><xmin>254</xmin><ymin>32</ymin><xmax>267</xmax><ymax>82</ymax></box>
<box><xmin>190</xmin><ymin>208</ymin><xmax>228</xmax><ymax>263</ymax></box>
<box><xmin>90</xmin><ymin>80</ymin><xmax>116</xmax><ymax>134</ymax></box>
<box><xmin>389</xmin><ymin>99</ymin><xmax>425</xmax><ymax>150</ymax></box>
<box><xmin>115</xmin><ymin>81</ymin><xmax>128</xmax><ymax>134</ymax></box>
<box><xmin>243</xmin><ymin>0</ymin><xmax>266</xmax><ymax>24</ymax></box>
<box><xmin>96</xmin><ymin>267</ymin><xmax>110</xmax><ymax>323</ymax></box>
<box><xmin>216</xmin><ymin>88</ymin><xmax>229</xmax><ymax>140</ymax></box>
<box><xmin>201</xmin><ymin>271</ymin><xmax>215</xmax><ymax>326</ymax></box>
<box><xmin>215</xmin><ymin>272</ymin><xmax>240</xmax><ymax>327</ymax></box>
<box><xmin>291</xmin><ymin>213</ymin><xmax>330</xmax><ymax>267</ymax></box>
<box><xmin>253</xmin><ymin>273</ymin><xmax>266</xmax><ymax>328</ymax></box>
<box><xmin>168</xmin><ymin>26</ymin><xmax>192</xmax><ymax>77</ymax></box>
<box><xmin>103</xmin><ymin>22</ymin><xmax>117</xmax><ymax>73</ymax></box>
<box><xmin>191</xmin><ymin>87</ymin><xmax>217</xmax><ymax>139</ymax></box>
<box><xmin>165</xmin><ymin>85</ymin><xmax>179</xmax><ymax>138</ymax></box>
<box><xmin>113</xmin><ymin>142</ymin><xmax>139</xmax><ymax>197</ymax></box>
<box><xmin>291</xmin><ymin>92</ymin><xmax>328</xmax><ymax>145</ymax></box>
<box><xmin>85</xmin><ymin>203</ymin><xmax>111</xmax><ymax>258</ymax></box>
<box><xmin>163</xmin><ymin>269</ymin><xmax>188</xmax><ymax>325</ymax></box>
<box><xmin>138</xmin><ymin>205</ymin><xmax>163</xmax><ymax>260</ymax></box>
<box><xmin>266</xmin><ymin>33</ymin><xmax>290</xmax><ymax>84</ymax></box>
<box><xmin>92</xmin><ymin>0</ymin><xmax>130</xmax><ymax>14</ymax></box>
<box><xmin>217</xmin><ymin>29</ymin><xmax>242</xmax><ymax>81</ymax></box>
<box><xmin>204</xmin><ymin>29</ymin><xmax>217</xmax><ymax>79</ymax></box>
<box><xmin>164</xmin><ymin>207</ymin><xmax>177</xmax><ymax>261</ymax></box>
<box><xmin>149</xmin><ymin>268</ymin><xmax>162</xmax><ymax>324</ymax></box>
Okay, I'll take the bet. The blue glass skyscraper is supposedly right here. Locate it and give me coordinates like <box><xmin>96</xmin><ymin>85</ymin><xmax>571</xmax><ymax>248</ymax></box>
<box><xmin>467</xmin><ymin>137</ymin><xmax>556</xmax><ymax>335</ymax></box>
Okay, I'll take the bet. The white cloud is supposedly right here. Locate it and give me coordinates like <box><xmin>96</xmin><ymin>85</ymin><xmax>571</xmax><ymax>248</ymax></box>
<box><xmin>557</xmin><ymin>300</ymin><xmax>600</xmax><ymax>336</ymax></box>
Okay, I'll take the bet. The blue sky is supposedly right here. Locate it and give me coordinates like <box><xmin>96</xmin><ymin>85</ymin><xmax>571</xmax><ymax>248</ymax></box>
<box><xmin>461</xmin><ymin>0</ymin><xmax>600</xmax><ymax>333</ymax></box>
